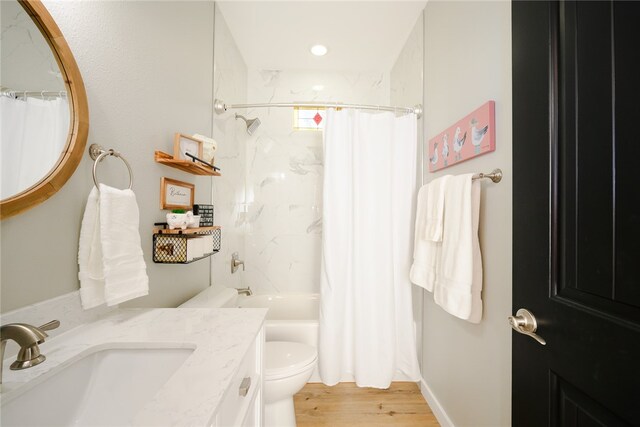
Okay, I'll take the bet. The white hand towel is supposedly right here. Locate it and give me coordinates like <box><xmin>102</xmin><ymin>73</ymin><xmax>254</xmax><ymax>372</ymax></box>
<box><xmin>78</xmin><ymin>187</ymin><xmax>105</xmax><ymax>309</ymax></box>
<box><xmin>434</xmin><ymin>175</ymin><xmax>483</xmax><ymax>322</ymax></box>
<box><xmin>424</xmin><ymin>176</ymin><xmax>449</xmax><ymax>242</ymax></box>
<box><xmin>99</xmin><ymin>184</ymin><xmax>149</xmax><ymax>305</ymax></box>
<box><xmin>78</xmin><ymin>184</ymin><xmax>149</xmax><ymax>309</ymax></box>
<box><xmin>409</xmin><ymin>184</ymin><xmax>440</xmax><ymax>291</ymax></box>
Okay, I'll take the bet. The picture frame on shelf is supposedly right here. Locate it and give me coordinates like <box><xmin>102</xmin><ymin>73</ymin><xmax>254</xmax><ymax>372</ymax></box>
<box><xmin>173</xmin><ymin>133</ymin><xmax>203</xmax><ymax>161</ymax></box>
<box><xmin>160</xmin><ymin>177</ymin><xmax>194</xmax><ymax>210</ymax></box>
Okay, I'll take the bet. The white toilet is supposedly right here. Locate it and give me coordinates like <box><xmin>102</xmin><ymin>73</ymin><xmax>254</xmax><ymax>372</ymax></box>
<box><xmin>264</xmin><ymin>341</ymin><xmax>317</xmax><ymax>427</ymax></box>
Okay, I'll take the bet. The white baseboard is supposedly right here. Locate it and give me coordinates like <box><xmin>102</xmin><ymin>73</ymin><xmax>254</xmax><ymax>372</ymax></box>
<box><xmin>420</xmin><ymin>377</ymin><xmax>455</xmax><ymax>427</ymax></box>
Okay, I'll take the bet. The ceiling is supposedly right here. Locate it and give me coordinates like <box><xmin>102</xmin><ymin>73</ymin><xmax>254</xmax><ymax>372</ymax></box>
<box><xmin>217</xmin><ymin>1</ymin><xmax>426</xmax><ymax>71</ymax></box>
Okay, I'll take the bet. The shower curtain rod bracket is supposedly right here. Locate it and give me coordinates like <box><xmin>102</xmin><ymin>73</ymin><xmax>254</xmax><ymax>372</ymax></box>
<box><xmin>214</xmin><ymin>99</ymin><xmax>226</xmax><ymax>115</ymax></box>
<box><xmin>413</xmin><ymin>104</ymin><xmax>423</xmax><ymax>119</ymax></box>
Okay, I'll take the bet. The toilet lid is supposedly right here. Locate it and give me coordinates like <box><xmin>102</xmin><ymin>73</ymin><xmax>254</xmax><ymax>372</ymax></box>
<box><xmin>265</xmin><ymin>341</ymin><xmax>317</xmax><ymax>380</ymax></box>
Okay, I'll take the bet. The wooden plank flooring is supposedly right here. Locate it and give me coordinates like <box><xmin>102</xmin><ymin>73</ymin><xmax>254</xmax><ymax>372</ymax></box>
<box><xmin>294</xmin><ymin>382</ymin><xmax>440</xmax><ymax>426</ymax></box>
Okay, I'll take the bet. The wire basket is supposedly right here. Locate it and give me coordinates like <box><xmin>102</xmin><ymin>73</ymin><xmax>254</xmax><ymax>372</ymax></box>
<box><xmin>153</xmin><ymin>228</ymin><xmax>221</xmax><ymax>264</ymax></box>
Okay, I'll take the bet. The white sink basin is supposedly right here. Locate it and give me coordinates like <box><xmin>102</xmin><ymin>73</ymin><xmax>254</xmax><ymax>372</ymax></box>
<box><xmin>1</xmin><ymin>347</ymin><xmax>193</xmax><ymax>427</ymax></box>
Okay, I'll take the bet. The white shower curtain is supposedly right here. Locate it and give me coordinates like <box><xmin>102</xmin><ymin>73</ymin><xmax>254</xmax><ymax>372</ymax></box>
<box><xmin>1</xmin><ymin>96</ymin><xmax>70</xmax><ymax>199</ymax></box>
<box><xmin>319</xmin><ymin>109</ymin><xmax>421</xmax><ymax>388</ymax></box>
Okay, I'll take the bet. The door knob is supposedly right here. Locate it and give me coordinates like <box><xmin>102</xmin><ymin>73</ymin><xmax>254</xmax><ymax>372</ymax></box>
<box><xmin>508</xmin><ymin>308</ymin><xmax>546</xmax><ymax>345</ymax></box>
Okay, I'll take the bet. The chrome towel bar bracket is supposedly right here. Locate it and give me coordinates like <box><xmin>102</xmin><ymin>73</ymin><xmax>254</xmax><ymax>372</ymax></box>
<box><xmin>89</xmin><ymin>144</ymin><xmax>133</xmax><ymax>191</ymax></box>
<box><xmin>472</xmin><ymin>168</ymin><xmax>502</xmax><ymax>183</ymax></box>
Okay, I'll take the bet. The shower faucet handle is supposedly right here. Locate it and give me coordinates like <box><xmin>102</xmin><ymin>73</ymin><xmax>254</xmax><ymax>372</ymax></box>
<box><xmin>231</xmin><ymin>252</ymin><xmax>245</xmax><ymax>274</ymax></box>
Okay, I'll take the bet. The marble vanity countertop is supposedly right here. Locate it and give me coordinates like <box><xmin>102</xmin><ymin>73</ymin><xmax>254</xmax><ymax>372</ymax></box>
<box><xmin>1</xmin><ymin>308</ymin><xmax>268</xmax><ymax>426</ymax></box>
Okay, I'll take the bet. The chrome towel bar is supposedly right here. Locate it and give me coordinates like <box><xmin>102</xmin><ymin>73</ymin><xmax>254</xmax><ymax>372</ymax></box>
<box><xmin>89</xmin><ymin>144</ymin><xmax>133</xmax><ymax>191</ymax></box>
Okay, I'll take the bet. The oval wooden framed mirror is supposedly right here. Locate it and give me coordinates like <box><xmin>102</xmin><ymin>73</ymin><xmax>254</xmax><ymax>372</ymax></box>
<box><xmin>0</xmin><ymin>0</ymin><xmax>89</xmax><ymax>220</ymax></box>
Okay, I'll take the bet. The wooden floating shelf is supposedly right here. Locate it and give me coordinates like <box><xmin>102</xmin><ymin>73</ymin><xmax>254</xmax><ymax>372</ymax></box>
<box><xmin>154</xmin><ymin>151</ymin><xmax>221</xmax><ymax>176</ymax></box>
<box><xmin>154</xmin><ymin>225</ymin><xmax>221</xmax><ymax>235</ymax></box>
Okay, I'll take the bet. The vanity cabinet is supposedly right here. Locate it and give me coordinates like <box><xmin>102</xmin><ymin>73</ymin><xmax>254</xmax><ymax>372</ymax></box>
<box><xmin>212</xmin><ymin>326</ymin><xmax>265</xmax><ymax>427</ymax></box>
<box><xmin>0</xmin><ymin>307</ymin><xmax>268</xmax><ymax>427</ymax></box>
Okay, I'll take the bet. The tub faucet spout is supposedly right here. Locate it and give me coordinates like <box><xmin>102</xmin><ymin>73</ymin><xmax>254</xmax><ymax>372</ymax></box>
<box><xmin>236</xmin><ymin>287</ymin><xmax>252</xmax><ymax>296</ymax></box>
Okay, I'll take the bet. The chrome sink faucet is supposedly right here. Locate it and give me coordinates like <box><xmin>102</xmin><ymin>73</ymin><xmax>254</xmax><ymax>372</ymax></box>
<box><xmin>0</xmin><ymin>320</ymin><xmax>60</xmax><ymax>384</ymax></box>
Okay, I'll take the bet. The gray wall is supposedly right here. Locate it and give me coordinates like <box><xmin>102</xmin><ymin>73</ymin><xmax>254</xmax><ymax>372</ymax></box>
<box><xmin>421</xmin><ymin>2</ymin><xmax>512</xmax><ymax>426</ymax></box>
<box><xmin>1</xmin><ymin>1</ymin><xmax>216</xmax><ymax>312</ymax></box>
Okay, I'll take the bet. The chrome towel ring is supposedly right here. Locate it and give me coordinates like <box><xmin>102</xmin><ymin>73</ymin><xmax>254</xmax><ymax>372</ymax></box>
<box><xmin>89</xmin><ymin>144</ymin><xmax>133</xmax><ymax>191</ymax></box>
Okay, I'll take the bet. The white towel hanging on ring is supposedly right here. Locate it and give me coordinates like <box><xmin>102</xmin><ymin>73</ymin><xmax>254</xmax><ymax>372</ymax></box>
<box><xmin>78</xmin><ymin>184</ymin><xmax>148</xmax><ymax>309</ymax></box>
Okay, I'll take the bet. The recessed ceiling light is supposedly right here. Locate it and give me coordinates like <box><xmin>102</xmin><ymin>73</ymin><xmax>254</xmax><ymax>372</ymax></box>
<box><xmin>310</xmin><ymin>44</ymin><xmax>328</xmax><ymax>56</ymax></box>
<box><xmin>312</xmin><ymin>85</ymin><xmax>325</xmax><ymax>91</ymax></box>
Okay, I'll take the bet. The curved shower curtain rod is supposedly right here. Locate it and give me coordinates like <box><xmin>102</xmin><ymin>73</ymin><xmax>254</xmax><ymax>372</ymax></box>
<box><xmin>214</xmin><ymin>99</ymin><xmax>423</xmax><ymax>119</ymax></box>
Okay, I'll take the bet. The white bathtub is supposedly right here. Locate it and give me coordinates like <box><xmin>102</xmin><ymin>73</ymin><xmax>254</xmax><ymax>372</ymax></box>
<box><xmin>237</xmin><ymin>293</ymin><xmax>319</xmax><ymax>349</ymax></box>
<box><xmin>181</xmin><ymin>287</ymin><xmax>413</xmax><ymax>383</ymax></box>
<box><xmin>181</xmin><ymin>288</ymin><xmax>319</xmax><ymax>351</ymax></box>
<box><xmin>237</xmin><ymin>294</ymin><xmax>318</xmax><ymax>320</ymax></box>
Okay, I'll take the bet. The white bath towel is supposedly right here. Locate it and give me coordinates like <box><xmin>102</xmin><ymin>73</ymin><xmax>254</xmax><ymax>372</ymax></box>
<box><xmin>424</xmin><ymin>176</ymin><xmax>449</xmax><ymax>242</ymax></box>
<box><xmin>409</xmin><ymin>176</ymin><xmax>450</xmax><ymax>291</ymax></box>
<box><xmin>434</xmin><ymin>175</ymin><xmax>483</xmax><ymax>322</ymax></box>
<box><xmin>78</xmin><ymin>184</ymin><xmax>148</xmax><ymax>309</ymax></box>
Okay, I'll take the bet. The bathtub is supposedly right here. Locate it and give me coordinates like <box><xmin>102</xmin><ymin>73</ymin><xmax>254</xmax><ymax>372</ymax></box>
<box><xmin>236</xmin><ymin>294</ymin><xmax>319</xmax><ymax>349</ymax></box>
<box><xmin>180</xmin><ymin>289</ymin><xmax>319</xmax><ymax>354</ymax></box>
<box><xmin>235</xmin><ymin>292</ymin><xmax>413</xmax><ymax>383</ymax></box>
<box><xmin>181</xmin><ymin>287</ymin><xmax>414</xmax><ymax>383</ymax></box>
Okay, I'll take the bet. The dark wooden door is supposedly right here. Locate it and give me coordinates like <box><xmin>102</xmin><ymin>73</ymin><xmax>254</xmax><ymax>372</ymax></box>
<box><xmin>512</xmin><ymin>1</ymin><xmax>640</xmax><ymax>425</ymax></box>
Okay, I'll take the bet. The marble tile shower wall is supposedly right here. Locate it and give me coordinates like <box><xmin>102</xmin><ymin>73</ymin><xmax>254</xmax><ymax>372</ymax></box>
<box><xmin>391</xmin><ymin>16</ymin><xmax>424</xmax><ymax>124</ymax></box>
<box><xmin>390</xmin><ymin>13</ymin><xmax>425</xmax><ymax>367</ymax></box>
<box><xmin>243</xmin><ymin>70</ymin><xmax>390</xmax><ymax>294</ymax></box>
<box><xmin>211</xmin><ymin>6</ymin><xmax>248</xmax><ymax>289</ymax></box>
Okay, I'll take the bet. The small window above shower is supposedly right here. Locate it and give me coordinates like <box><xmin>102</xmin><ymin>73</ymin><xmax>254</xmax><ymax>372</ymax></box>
<box><xmin>293</xmin><ymin>107</ymin><xmax>325</xmax><ymax>131</ymax></box>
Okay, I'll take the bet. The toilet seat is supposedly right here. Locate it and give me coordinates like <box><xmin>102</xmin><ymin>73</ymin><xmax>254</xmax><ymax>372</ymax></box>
<box><xmin>265</xmin><ymin>341</ymin><xmax>317</xmax><ymax>381</ymax></box>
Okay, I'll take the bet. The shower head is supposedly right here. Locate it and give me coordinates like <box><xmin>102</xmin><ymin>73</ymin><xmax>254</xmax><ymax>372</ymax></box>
<box><xmin>235</xmin><ymin>113</ymin><xmax>261</xmax><ymax>135</ymax></box>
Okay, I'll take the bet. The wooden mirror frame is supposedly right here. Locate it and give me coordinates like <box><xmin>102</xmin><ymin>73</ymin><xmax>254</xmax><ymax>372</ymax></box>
<box><xmin>0</xmin><ymin>0</ymin><xmax>89</xmax><ymax>220</ymax></box>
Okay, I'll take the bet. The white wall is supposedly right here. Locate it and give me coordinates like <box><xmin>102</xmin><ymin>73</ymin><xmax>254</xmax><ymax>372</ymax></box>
<box><xmin>210</xmin><ymin>5</ymin><xmax>248</xmax><ymax>290</ymax></box>
<box><xmin>421</xmin><ymin>2</ymin><xmax>512</xmax><ymax>426</ymax></box>
<box><xmin>242</xmin><ymin>69</ymin><xmax>389</xmax><ymax>294</ymax></box>
<box><xmin>1</xmin><ymin>1</ymin><xmax>216</xmax><ymax>312</ymax></box>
